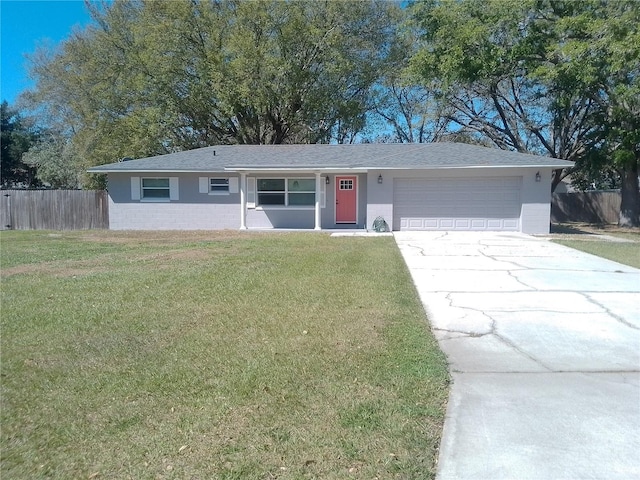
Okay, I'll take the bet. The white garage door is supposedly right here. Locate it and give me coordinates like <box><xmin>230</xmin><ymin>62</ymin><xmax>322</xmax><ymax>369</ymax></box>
<box><xmin>393</xmin><ymin>177</ymin><xmax>522</xmax><ymax>231</ymax></box>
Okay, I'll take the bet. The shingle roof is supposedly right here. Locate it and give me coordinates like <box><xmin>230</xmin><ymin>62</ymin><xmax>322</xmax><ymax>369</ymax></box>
<box><xmin>87</xmin><ymin>142</ymin><xmax>574</xmax><ymax>173</ymax></box>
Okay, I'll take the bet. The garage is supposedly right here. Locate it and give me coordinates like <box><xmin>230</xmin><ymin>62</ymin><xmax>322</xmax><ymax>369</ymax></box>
<box><xmin>393</xmin><ymin>176</ymin><xmax>522</xmax><ymax>231</ymax></box>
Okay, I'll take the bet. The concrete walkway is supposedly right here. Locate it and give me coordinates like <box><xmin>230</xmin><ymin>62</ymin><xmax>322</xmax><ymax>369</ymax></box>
<box><xmin>394</xmin><ymin>232</ymin><xmax>640</xmax><ymax>480</ymax></box>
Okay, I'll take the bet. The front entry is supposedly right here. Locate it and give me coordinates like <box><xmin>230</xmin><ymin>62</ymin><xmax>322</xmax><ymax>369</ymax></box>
<box><xmin>335</xmin><ymin>176</ymin><xmax>357</xmax><ymax>223</ymax></box>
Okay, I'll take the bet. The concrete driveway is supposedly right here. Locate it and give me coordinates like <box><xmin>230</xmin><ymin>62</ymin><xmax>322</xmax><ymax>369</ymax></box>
<box><xmin>394</xmin><ymin>232</ymin><xmax>640</xmax><ymax>480</ymax></box>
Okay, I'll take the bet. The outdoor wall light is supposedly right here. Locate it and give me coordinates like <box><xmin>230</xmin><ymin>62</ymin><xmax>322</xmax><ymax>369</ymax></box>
<box><xmin>325</xmin><ymin>176</ymin><xmax>330</xmax><ymax>185</ymax></box>
<box><xmin>378</xmin><ymin>174</ymin><xmax>383</xmax><ymax>184</ymax></box>
<box><xmin>535</xmin><ymin>171</ymin><xmax>541</xmax><ymax>182</ymax></box>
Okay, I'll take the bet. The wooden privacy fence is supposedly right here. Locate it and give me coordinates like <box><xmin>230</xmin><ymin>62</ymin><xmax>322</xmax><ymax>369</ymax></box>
<box><xmin>551</xmin><ymin>191</ymin><xmax>621</xmax><ymax>224</ymax></box>
<box><xmin>0</xmin><ymin>190</ymin><xmax>109</xmax><ymax>230</ymax></box>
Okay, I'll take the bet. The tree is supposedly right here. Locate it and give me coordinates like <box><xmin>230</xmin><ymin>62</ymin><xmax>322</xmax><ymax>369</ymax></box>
<box><xmin>542</xmin><ymin>0</ymin><xmax>640</xmax><ymax>226</ymax></box>
<box><xmin>369</xmin><ymin>78</ymin><xmax>451</xmax><ymax>144</ymax></box>
<box><xmin>0</xmin><ymin>101</ymin><xmax>39</xmax><ymax>188</ymax></box>
<box><xmin>410</xmin><ymin>1</ymin><xmax>600</xmax><ymax>176</ymax></box>
<box><xmin>410</xmin><ymin>0</ymin><xmax>639</xmax><ymax>226</ymax></box>
<box><xmin>367</xmin><ymin>21</ymin><xmax>451</xmax><ymax>144</ymax></box>
<box><xmin>24</xmin><ymin>0</ymin><xmax>400</xmax><ymax>175</ymax></box>
<box><xmin>23</xmin><ymin>135</ymin><xmax>81</xmax><ymax>189</ymax></box>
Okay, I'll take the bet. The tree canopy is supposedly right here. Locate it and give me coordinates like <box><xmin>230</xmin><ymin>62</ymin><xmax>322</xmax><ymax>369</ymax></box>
<box><xmin>410</xmin><ymin>0</ymin><xmax>639</xmax><ymax>226</ymax></box>
<box><xmin>0</xmin><ymin>101</ymin><xmax>39</xmax><ymax>188</ymax></box>
<box><xmin>24</xmin><ymin>0</ymin><xmax>400</xmax><ymax>182</ymax></box>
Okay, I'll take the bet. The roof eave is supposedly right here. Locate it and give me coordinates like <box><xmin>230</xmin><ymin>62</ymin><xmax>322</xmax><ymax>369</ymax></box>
<box><xmin>88</xmin><ymin>162</ymin><xmax>573</xmax><ymax>174</ymax></box>
<box><xmin>87</xmin><ymin>168</ymin><xmax>228</xmax><ymax>174</ymax></box>
<box><xmin>225</xmin><ymin>166</ymin><xmax>369</xmax><ymax>173</ymax></box>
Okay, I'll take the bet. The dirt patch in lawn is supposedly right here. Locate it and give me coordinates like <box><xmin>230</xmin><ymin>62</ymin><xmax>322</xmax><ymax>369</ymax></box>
<box><xmin>0</xmin><ymin>260</ymin><xmax>112</xmax><ymax>278</ymax></box>
<box><xmin>77</xmin><ymin>230</ymin><xmax>255</xmax><ymax>245</ymax></box>
<box><xmin>549</xmin><ymin>223</ymin><xmax>639</xmax><ymax>242</ymax></box>
<box><xmin>1</xmin><ymin>248</ymin><xmax>214</xmax><ymax>278</ymax></box>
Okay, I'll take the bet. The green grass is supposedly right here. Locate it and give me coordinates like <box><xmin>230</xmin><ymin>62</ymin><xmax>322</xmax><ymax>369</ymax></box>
<box><xmin>553</xmin><ymin>231</ymin><xmax>640</xmax><ymax>269</ymax></box>
<box><xmin>1</xmin><ymin>230</ymin><xmax>449</xmax><ymax>479</ymax></box>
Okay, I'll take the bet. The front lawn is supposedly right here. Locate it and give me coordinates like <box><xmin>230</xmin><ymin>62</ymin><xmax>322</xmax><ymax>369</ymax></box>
<box><xmin>0</xmin><ymin>231</ymin><xmax>449</xmax><ymax>479</ymax></box>
<box><xmin>550</xmin><ymin>226</ymin><xmax>640</xmax><ymax>269</ymax></box>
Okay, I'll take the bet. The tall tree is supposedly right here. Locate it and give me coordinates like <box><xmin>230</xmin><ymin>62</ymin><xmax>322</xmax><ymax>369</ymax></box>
<box><xmin>368</xmin><ymin>24</ymin><xmax>450</xmax><ymax>144</ymax></box>
<box><xmin>0</xmin><ymin>101</ymin><xmax>39</xmax><ymax>188</ymax></box>
<box><xmin>544</xmin><ymin>0</ymin><xmax>640</xmax><ymax>226</ymax></box>
<box><xmin>24</xmin><ymin>0</ymin><xmax>400</xmax><ymax>178</ymax></box>
<box><xmin>410</xmin><ymin>0</ymin><xmax>600</xmax><ymax>172</ymax></box>
<box><xmin>23</xmin><ymin>135</ymin><xmax>80</xmax><ymax>189</ymax></box>
<box><xmin>410</xmin><ymin>0</ymin><xmax>639</xmax><ymax>226</ymax></box>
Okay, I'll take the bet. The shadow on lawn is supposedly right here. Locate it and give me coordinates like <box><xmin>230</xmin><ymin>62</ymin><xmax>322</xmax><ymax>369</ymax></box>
<box><xmin>550</xmin><ymin>223</ymin><xmax>602</xmax><ymax>235</ymax></box>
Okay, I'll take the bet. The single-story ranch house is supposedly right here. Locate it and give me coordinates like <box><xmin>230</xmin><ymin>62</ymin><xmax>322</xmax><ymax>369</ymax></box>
<box><xmin>88</xmin><ymin>143</ymin><xmax>573</xmax><ymax>234</ymax></box>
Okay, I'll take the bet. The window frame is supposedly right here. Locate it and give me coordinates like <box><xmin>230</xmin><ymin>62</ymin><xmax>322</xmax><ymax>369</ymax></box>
<box><xmin>141</xmin><ymin>177</ymin><xmax>170</xmax><ymax>201</ymax></box>
<box><xmin>256</xmin><ymin>177</ymin><xmax>316</xmax><ymax>208</ymax></box>
<box><xmin>209</xmin><ymin>177</ymin><xmax>230</xmax><ymax>195</ymax></box>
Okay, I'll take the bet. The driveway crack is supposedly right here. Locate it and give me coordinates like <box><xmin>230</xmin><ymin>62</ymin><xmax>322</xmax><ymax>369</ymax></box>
<box><xmin>441</xmin><ymin>295</ymin><xmax>553</xmax><ymax>371</ymax></box>
<box><xmin>403</xmin><ymin>243</ymin><xmax>426</xmax><ymax>256</ymax></box>
<box><xmin>477</xmin><ymin>242</ymin><xmax>531</xmax><ymax>272</ymax></box>
<box><xmin>506</xmin><ymin>270</ymin><xmax>536</xmax><ymax>290</ymax></box>
<box><xmin>492</xmin><ymin>330</ymin><xmax>554</xmax><ymax>372</ymax></box>
<box><xmin>581</xmin><ymin>293</ymin><xmax>640</xmax><ymax>331</ymax></box>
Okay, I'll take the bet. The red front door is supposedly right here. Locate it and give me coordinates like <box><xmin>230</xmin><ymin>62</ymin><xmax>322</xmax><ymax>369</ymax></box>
<box><xmin>335</xmin><ymin>176</ymin><xmax>357</xmax><ymax>223</ymax></box>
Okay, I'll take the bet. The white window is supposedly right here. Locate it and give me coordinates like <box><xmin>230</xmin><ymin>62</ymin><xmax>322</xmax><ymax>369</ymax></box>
<box><xmin>142</xmin><ymin>178</ymin><xmax>170</xmax><ymax>199</ymax></box>
<box><xmin>210</xmin><ymin>178</ymin><xmax>229</xmax><ymax>193</ymax></box>
<box><xmin>199</xmin><ymin>177</ymin><xmax>238</xmax><ymax>195</ymax></box>
<box><xmin>257</xmin><ymin>178</ymin><xmax>315</xmax><ymax>206</ymax></box>
<box><xmin>131</xmin><ymin>176</ymin><xmax>178</xmax><ymax>201</ymax></box>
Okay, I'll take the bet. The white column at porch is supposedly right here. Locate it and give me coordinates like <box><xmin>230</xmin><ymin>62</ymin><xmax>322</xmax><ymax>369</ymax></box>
<box><xmin>314</xmin><ymin>172</ymin><xmax>322</xmax><ymax>230</ymax></box>
<box><xmin>239</xmin><ymin>172</ymin><xmax>247</xmax><ymax>230</ymax></box>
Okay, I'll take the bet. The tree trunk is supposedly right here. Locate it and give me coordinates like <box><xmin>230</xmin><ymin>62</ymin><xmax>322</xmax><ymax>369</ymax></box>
<box><xmin>619</xmin><ymin>157</ymin><xmax>639</xmax><ymax>227</ymax></box>
<box><xmin>551</xmin><ymin>168</ymin><xmax>564</xmax><ymax>193</ymax></box>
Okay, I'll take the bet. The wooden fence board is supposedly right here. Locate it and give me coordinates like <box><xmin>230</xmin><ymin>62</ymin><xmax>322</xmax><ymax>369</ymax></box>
<box><xmin>0</xmin><ymin>190</ymin><xmax>108</xmax><ymax>230</ymax></box>
<box><xmin>551</xmin><ymin>191</ymin><xmax>621</xmax><ymax>224</ymax></box>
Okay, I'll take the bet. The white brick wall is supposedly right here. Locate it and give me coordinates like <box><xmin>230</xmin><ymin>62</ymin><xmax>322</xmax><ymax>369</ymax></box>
<box><xmin>109</xmin><ymin>198</ymin><xmax>240</xmax><ymax>230</ymax></box>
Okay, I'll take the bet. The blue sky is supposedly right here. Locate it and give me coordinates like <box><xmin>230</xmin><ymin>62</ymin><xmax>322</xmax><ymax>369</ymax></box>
<box><xmin>1</xmin><ymin>0</ymin><xmax>96</xmax><ymax>104</ymax></box>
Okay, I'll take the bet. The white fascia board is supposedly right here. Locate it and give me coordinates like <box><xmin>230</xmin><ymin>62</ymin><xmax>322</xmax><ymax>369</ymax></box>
<box><xmin>225</xmin><ymin>167</ymin><xmax>369</xmax><ymax>173</ymax></box>
<box><xmin>370</xmin><ymin>164</ymin><xmax>572</xmax><ymax>170</ymax></box>
<box><xmin>87</xmin><ymin>168</ymin><xmax>228</xmax><ymax>174</ymax></box>
<box><xmin>89</xmin><ymin>163</ymin><xmax>571</xmax><ymax>174</ymax></box>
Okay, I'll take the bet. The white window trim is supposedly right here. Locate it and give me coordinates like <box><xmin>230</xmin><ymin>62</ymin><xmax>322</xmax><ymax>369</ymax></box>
<box><xmin>256</xmin><ymin>177</ymin><xmax>317</xmax><ymax>208</ymax></box>
<box><xmin>247</xmin><ymin>177</ymin><xmax>256</xmax><ymax>208</ymax></box>
<box><xmin>256</xmin><ymin>205</ymin><xmax>316</xmax><ymax>211</ymax></box>
<box><xmin>209</xmin><ymin>178</ymin><xmax>230</xmax><ymax>195</ymax></box>
<box><xmin>134</xmin><ymin>176</ymin><xmax>178</xmax><ymax>202</ymax></box>
<box><xmin>131</xmin><ymin>176</ymin><xmax>141</xmax><ymax>200</ymax></box>
<box><xmin>200</xmin><ymin>176</ymin><xmax>239</xmax><ymax>195</ymax></box>
<box><xmin>320</xmin><ymin>178</ymin><xmax>326</xmax><ymax>209</ymax></box>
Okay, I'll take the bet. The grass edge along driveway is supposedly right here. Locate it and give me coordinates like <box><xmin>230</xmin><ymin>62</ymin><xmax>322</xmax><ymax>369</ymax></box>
<box><xmin>1</xmin><ymin>230</ymin><xmax>449</xmax><ymax>479</ymax></box>
<box><xmin>551</xmin><ymin>232</ymin><xmax>640</xmax><ymax>269</ymax></box>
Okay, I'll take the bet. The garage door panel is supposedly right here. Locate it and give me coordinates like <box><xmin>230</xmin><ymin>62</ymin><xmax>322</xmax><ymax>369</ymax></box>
<box><xmin>503</xmin><ymin>219</ymin><xmax>519</xmax><ymax>229</ymax></box>
<box><xmin>407</xmin><ymin>218</ymin><xmax>426</xmax><ymax>229</ymax></box>
<box><xmin>393</xmin><ymin>177</ymin><xmax>521</xmax><ymax>231</ymax></box>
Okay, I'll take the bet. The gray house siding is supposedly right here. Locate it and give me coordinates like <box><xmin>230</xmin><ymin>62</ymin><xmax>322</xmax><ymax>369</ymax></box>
<box><xmin>365</xmin><ymin>167</ymin><xmax>553</xmax><ymax>234</ymax></box>
<box><xmin>519</xmin><ymin>168</ymin><xmax>553</xmax><ymax>234</ymax></box>
<box><xmin>108</xmin><ymin>173</ymin><xmax>240</xmax><ymax>230</ymax></box>
<box><xmin>107</xmin><ymin>172</ymin><xmax>368</xmax><ymax>230</ymax></box>
<box><xmin>107</xmin><ymin>169</ymin><xmax>551</xmax><ymax>233</ymax></box>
